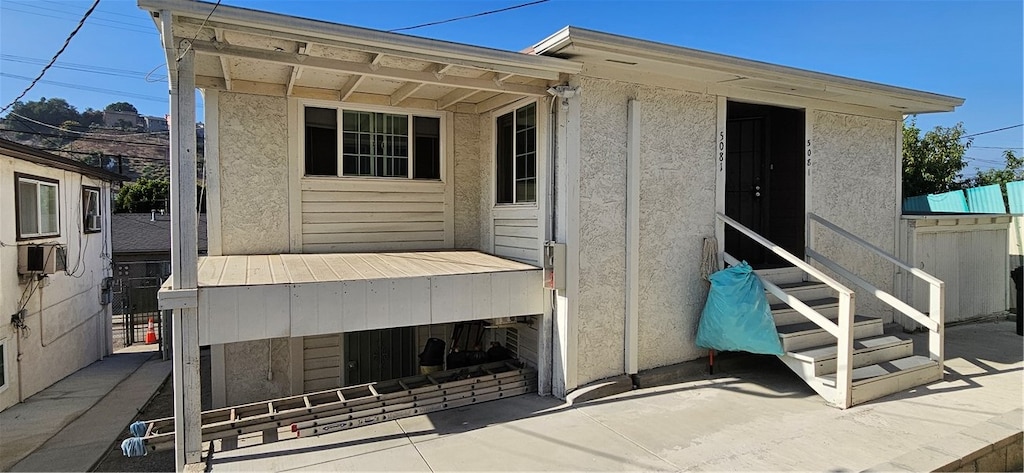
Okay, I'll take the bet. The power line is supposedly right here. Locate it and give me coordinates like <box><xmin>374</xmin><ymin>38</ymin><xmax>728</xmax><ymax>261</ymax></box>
<box><xmin>0</xmin><ymin>128</ymin><xmax>171</xmax><ymax>147</ymax></box>
<box><xmin>0</xmin><ymin>0</ymin><xmax>102</xmax><ymax>114</ymax></box>
<box><xmin>7</xmin><ymin>113</ymin><xmax>169</xmax><ymax>138</ymax></box>
<box><xmin>1</xmin><ymin>73</ymin><xmax>167</xmax><ymax>103</ymax></box>
<box><xmin>388</xmin><ymin>0</ymin><xmax>549</xmax><ymax>32</ymax></box>
<box><xmin>2</xmin><ymin>1</ymin><xmax>154</xmax><ymax>35</ymax></box>
<box><xmin>972</xmin><ymin>146</ymin><xmax>1023</xmax><ymax>150</ymax></box>
<box><xmin>177</xmin><ymin>0</ymin><xmax>222</xmax><ymax>61</ymax></box>
<box><xmin>1</xmin><ymin>54</ymin><xmax>167</xmax><ymax>82</ymax></box>
<box><xmin>963</xmin><ymin>124</ymin><xmax>1023</xmax><ymax>139</ymax></box>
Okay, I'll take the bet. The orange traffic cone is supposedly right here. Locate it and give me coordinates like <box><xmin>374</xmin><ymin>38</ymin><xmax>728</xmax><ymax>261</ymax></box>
<box><xmin>145</xmin><ymin>317</ymin><xmax>158</xmax><ymax>344</ymax></box>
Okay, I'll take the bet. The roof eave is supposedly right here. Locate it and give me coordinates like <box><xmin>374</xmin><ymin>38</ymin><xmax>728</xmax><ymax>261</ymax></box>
<box><xmin>0</xmin><ymin>139</ymin><xmax>125</xmax><ymax>182</ymax></box>
<box><xmin>533</xmin><ymin>27</ymin><xmax>964</xmax><ymax>114</ymax></box>
<box><xmin>138</xmin><ymin>0</ymin><xmax>582</xmax><ymax>77</ymax></box>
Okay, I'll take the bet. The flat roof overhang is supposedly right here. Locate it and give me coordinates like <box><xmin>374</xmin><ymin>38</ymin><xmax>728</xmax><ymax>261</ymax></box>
<box><xmin>532</xmin><ymin>27</ymin><xmax>965</xmax><ymax>115</ymax></box>
<box><xmin>159</xmin><ymin>251</ymin><xmax>543</xmax><ymax>345</ymax></box>
<box><xmin>138</xmin><ymin>0</ymin><xmax>582</xmax><ymax>113</ymax></box>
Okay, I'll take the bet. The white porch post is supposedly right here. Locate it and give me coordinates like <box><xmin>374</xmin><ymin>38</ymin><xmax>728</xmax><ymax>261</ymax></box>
<box><xmin>167</xmin><ymin>30</ymin><xmax>202</xmax><ymax>469</ymax></box>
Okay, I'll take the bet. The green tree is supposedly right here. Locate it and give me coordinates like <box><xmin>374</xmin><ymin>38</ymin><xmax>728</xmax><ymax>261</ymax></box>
<box><xmin>105</xmin><ymin>102</ymin><xmax>138</xmax><ymax>114</ymax></box>
<box><xmin>1</xmin><ymin>97</ymin><xmax>81</xmax><ymax>130</ymax></box>
<box><xmin>115</xmin><ymin>177</ymin><xmax>169</xmax><ymax>213</ymax></box>
<box><xmin>80</xmin><ymin>108</ymin><xmax>103</xmax><ymax>127</ymax></box>
<box><xmin>902</xmin><ymin>119</ymin><xmax>972</xmax><ymax>197</ymax></box>
<box><xmin>968</xmin><ymin>150</ymin><xmax>1024</xmax><ymax>187</ymax></box>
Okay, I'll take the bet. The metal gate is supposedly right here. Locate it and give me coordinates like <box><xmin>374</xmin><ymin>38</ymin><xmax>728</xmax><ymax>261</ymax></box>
<box><xmin>112</xmin><ymin>260</ymin><xmax>169</xmax><ymax>348</ymax></box>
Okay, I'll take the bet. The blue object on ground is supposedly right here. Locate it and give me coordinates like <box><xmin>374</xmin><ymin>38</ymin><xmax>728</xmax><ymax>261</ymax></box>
<box><xmin>696</xmin><ymin>261</ymin><xmax>784</xmax><ymax>355</ymax></box>
<box><xmin>121</xmin><ymin>421</ymin><xmax>149</xmax><ymax>457</ymax></box>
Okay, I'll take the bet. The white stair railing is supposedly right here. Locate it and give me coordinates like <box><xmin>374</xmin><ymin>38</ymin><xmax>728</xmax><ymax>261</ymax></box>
<box><xmin>716</xmin><ymin>212</ymin><xmax>857</xmax><ymax>408</ymax></box>
<box><xmin>807</xmin><ymin>213</ymin><xmax>945</xmax><ymax>373</ymax></box>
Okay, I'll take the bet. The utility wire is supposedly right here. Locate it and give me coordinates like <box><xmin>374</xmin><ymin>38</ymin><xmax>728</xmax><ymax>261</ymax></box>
<box><xmin>2</xmin><ymin>2</ymin><xmax>153</xmax><ymax>35</ymax></box>
<box><xmin>388</xmin><ymin>0</ymin><xmax>549</xmax><ymax>32</ymax></box>
<box><xmin>7</xmin><ymin>113</ymin><xmax>169</xmax><ymax>137</ymax></box>
<box><xmin>972</xmin><ymin>146</ymin><xmax>1023</xmax><ymax>150</ymax></box>
<box><xmin>2</xmin><ymin>54</ymin><xmax>167</xmax><ymax>82</ymax></box>
<box><xmin>1</xmin><ymin>73</ymin><xmax>166</xmax><ymax>103</ymax></box>
<box><xmin>0</xmin><ymin>129</ymin><xmax>171</xmax><ymax>147</ymax></box>
<box><xmin>177</xmin><ymin>0</ymin><xmax>222</xmax><ymax>61</ymax></box>
<box><xmin>0</xmin><ymin>0</ymin><xmax>102</xmax><ymax>114</ymax></box>
<box><xmin>963</xmin><ymin>124</ymin><xmax>1023</xmax><ymax>139</ymax></box>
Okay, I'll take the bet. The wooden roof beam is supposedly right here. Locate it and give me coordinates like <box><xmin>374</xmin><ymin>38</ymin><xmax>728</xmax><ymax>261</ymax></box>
<box><xmin>187</xmin><ymin>39</ymin><xmax>549</xmax><ymax>96</ymax></box>
<box><xmin>286</xmin><ymin>42</ymin><xmax>308</xmax><ymax>96</ymax></box>
<box><xmin>213</xmin><ymin>28</ymin><xmax>232</xmax><ymax>90</ymax></box>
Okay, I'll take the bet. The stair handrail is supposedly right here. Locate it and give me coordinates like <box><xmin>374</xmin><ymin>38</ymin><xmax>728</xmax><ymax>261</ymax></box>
<box><xmin>716</xmin><ymin>212</ymin><xmax>857</xmax><ymax>407</ymax></box>
<box><xmin>807</xmin><ymin>213</ymin><xmax>944</xmax><ymax>373</ymax></box>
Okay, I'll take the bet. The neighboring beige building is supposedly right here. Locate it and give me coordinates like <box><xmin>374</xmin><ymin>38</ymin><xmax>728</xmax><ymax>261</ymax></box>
<box><xmin>0</xmin><ymin>139</ymin><xmax>121</xmax><ymax>412</ymax></box>
<box><xmin>143</xmin><ymin>0</ymin><xmax>963</xmax><ymax>419</ymax></box>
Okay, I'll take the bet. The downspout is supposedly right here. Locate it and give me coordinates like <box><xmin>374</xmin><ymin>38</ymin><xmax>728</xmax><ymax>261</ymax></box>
<box><xmin>624</xmin><ymin>99</ymin><xmax>639</xmax><ymax>376</ymax></box>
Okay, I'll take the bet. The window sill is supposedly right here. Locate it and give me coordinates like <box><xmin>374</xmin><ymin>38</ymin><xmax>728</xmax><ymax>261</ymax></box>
<box><xmin>16</xmin><ymin>234</ymin><xmax>62</xmax><ymax>242</ymax></box>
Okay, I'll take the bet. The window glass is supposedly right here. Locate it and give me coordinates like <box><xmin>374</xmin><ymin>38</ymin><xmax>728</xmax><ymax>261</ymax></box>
<box><xmin>496</xmin><ymin>103</ymin><xmax>536</xmax><ymax>204</ymax></box>
<box><xmin>18</xmin><ymin>180</ymin><xmax>39</xmax><ymax>235</ymax></box>
<box><xmin>83</xmin><ymin>188</ymin><xmax>101</xmax><ymax>232</ymax></box>
<box><xmin>17</xmin><ymin>177</ymin><xmax>59</xmax><ymax>238</ymax></box>
<box><xmin>0</xmin><ymin>343</ymin><xmax>5</xmax><ymax>390</ymax></box>
<box><xmin>342</xmin><ymin>111</ymin><xmax>409</xmax><ymax>177</ymax></box>
<box><xmin>305</xmin><ymin>107</ymin><xmax>337</xmax><ymax>176</ymax></box>
<box><xmin>495</xmin><ymin>112</ymin><xmax>514</xmax><ymax>204</ymax></box>
<box><xmin>413</xmin><ymin>116</ymin><xmax>440</xmax><ymax>180</ymax></box>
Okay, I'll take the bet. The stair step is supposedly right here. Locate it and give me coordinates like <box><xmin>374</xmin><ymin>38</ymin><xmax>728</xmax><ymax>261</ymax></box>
<box><xmin>819</xmin><ymin>355</ymin><xmax>942</xmax><ymax>404</ymax></box>
<box><xmin>770</xmin><ymin>297</ymin><xmax>839</xmax><ymax>326</ymax></box>
<box><xmin>755</xmin><ymin>267</ymin><xmax>803</xmax><ymax>285</ymax></box>
<box><xmin>785</xmin><ymin>335</ymin><xmax>914</xmax><ymax>376</ymax></box>
<box><xmin>776</xmin><ymin>315</ymin><xmax>884</xmax><ymax>352</ymax></box>
<box><xmin>765</xmin><ymin>281</ymin><xmax>833</xmax><ymax>306</ymax></box>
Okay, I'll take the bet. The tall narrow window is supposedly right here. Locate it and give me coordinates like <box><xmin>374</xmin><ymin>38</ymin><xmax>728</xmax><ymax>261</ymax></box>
<box><xmin>16</xmin><ymin>175</ymin><xmax>59</xmax><ymax>239</ymax></box>
<box><xmin>305</xmin><ymin>107</ymin><xmax>337</xmax><ymax>176</ymax></box>
<box><xmin>496</xmin><ymin>102</ymin><xmax>537</xmax><ymax>204</ymax></box>
<box><xmin>83</xmin><ymin>187</ymin><xmax>101</xmax><ymax>233</ymax></box>
<box><xmin>0</xmin><ymin>342</ymin><xmax>6</xmax><ymax>392</ymax></box>
<box><xmin>413</xmin><ymin>117</ymin><xmax>440</xmax><ymax>179</ymax></box>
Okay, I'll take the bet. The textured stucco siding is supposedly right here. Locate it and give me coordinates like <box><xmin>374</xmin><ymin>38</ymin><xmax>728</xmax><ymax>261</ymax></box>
<box><xmin>635</xmin><ymin>85</ymin><xmax>718</xmax><ymax>371</ymax></box>
<box><xmin>811</xmin><ymin>110</ymin><xmax>898</xmax><ymax>320</ymax></box>
<box><xmin>217</xmin><ymin>92</ymin><xmax>290</xmax><ymax>255</ymax></box>
<box><xmin>573</xmin><ymin>77</ymin><xmax>718</xmax><ymax>386</ymax></box>
<box><xmin>453</xmin><ymin>112</ymin><xmax>482</xmax><ymax>249</ymax></box>
<box><xmin>478</xmin><ymin>113</ymin><xmax>494</xmax><ymax>251</ymax></box>
<box><xmin>222</xmin><ymin>337</ymin><xmax>293</xmax><ymax>406</ymax></box>
<box><xmin>0</xmin><ymin>157</ymin><xmax>112</xmax><ymax>412</ymax></box>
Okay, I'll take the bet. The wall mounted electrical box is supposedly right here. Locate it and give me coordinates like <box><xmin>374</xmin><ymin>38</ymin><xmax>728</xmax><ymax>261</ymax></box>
<box><xmin>543</xmin><ymin>242</ymin><xmax>566</xmax><ymax>291</ymax></box>
<box><xmin>18</xmin><ymin>244</ymin><xmax>66</xmax><ymax>275</ymax></box>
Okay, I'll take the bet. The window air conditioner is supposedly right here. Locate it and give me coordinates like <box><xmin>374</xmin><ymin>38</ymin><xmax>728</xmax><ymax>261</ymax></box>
<box><xmin>18</xmin><ymin>245</ymin><xmax>66</xmax><ymax>275</ymax></box>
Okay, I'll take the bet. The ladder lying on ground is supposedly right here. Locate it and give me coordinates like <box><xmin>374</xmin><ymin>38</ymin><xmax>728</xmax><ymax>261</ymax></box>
<box><xmin>133</xmin><ymin>361</ymin><xmax>536</xmax><ymax>454</ymax></box>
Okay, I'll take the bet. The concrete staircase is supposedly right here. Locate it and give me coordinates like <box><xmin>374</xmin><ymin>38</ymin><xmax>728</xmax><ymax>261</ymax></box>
<box><xmin>763</xmin><ymin>273</ymin><xmax>943</xmax><ymax>407</ymax></box>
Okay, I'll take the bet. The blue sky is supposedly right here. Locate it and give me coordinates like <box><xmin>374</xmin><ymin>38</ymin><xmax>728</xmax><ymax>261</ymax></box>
<box><xmin>1</xmin><ymin>0</ymin><xmax>1021</xmax><ymax>171</ymax></box>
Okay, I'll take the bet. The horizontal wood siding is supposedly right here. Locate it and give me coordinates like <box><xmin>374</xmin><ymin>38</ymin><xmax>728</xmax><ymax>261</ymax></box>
<box><xmin>303</xmin><ymin>334</ymin><xmax>342</xmax><ymax>393</ymax></box>
<box><xmin>494</xmin><ymin>217</ymin><xmax>539</xmax><ymax>264</ymax></box>
<box><xmin>301</xmin><ymin>178</ymin><xmax>448</xmax><ymax>252</ymax></box>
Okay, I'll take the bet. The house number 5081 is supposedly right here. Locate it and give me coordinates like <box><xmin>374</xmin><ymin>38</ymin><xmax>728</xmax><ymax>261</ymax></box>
<box><xmin>719</xmin><ymin>131</ymin><xmax>726</xmax><ymax>171</ymax></box>
<box><xmin>806</xmin><ymin>139</ymin><xmax>812</xmax><ymax>175</ymax></box>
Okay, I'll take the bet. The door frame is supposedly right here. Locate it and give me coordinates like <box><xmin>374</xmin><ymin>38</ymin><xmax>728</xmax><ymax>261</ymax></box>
<box><xmin>714</xmin><ymin>97</ymin><xmax>813</xmax><ymax>270</ymax></box>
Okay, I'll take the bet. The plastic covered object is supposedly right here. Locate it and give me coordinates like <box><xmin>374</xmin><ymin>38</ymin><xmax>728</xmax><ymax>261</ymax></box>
<box><xmin>696</xmin><ymin>261</ymin><xmax>784</xmax><ymax>355</ymax></box>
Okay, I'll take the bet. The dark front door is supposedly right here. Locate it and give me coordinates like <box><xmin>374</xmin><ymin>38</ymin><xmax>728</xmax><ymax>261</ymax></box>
<box><xmin>725</xmin><ymin>102</ymin><xmax>805</xmax><ymax>268</ymax></box>
<box><xmin>344</xmin><ymin>327</ymin><xmax>417</xmax><ymax>385</ymax></box>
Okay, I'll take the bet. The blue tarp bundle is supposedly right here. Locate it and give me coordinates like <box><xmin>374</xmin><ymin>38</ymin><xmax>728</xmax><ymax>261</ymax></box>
<box><xmin>696</xmin><ymin>262</ymin><xmax>784</xmax><ymax>355</ymax></box>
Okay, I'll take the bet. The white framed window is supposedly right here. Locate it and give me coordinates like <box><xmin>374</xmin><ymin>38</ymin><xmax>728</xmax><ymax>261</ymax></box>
<box><xmin>495</xmin><ymin>102</ymin><xmax>537</xmax><ymax>204</ymax></box>
<box><xmin>16</xmin><ymin>174</ymin><xmax>60</xmax><ymax>240</ymax></box>
<box><xmin>302</xmin><ymin>102</ymin><xmax>442</xmax><ymax>180</ymax></box>
<box><xmin>82</xmin><ymin>186</ymin><xmax>101</xmax><ymax>233</ymax></box>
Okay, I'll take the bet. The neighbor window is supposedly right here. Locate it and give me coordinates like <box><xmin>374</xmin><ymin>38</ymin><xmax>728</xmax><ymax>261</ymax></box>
<box><xmin>83</xmin><ymin>187</ymin><xmax>101</xmax><ymax>233</ymax></box>
<box><xmin>17</xmin><ymin>174</ymin><xmax>60</xmax><ymax>239</ymax></box>
<box><xmin>304</xmin><ymin>105</ymin><xmax>441</xmax><ymax>179</ymax></box>
<box><xmin>0</xmin><ymin>341</ymin><xmax>7</xmax><ymax>392</ymax></box>
<box><xmin>495</xmin><ymin>102</ymin><xmax>537</xmax><ymax>204</ymax></box>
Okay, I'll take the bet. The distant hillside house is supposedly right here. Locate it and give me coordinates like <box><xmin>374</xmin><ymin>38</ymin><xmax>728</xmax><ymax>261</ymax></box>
<box><xmin>142</xmin><ymin>115</ymin><xmax>169</xmax><ymax>132</ymax></box>
<box><xmin>102</xmin><ymin>110</ymin><xmax>140</xmax><ymax>128</ymax></box>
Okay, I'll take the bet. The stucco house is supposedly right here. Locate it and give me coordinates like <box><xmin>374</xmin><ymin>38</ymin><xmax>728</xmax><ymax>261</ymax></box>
<box><xmin>0</xmin><ymin>138</ymin><xmax>122</xmax><ymax>412</ymax></box>
<box><xmin>142</xmin><ymin>0</ymin><xmax>962</xmax><ymax>465</ymax></box>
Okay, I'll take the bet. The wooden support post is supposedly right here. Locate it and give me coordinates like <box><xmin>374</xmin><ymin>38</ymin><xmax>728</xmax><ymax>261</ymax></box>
<box><xmin>168</xmin><ymin>32</ymin><xmax>202</xmax><ymax>469</ymax></box>
<box><xmin>835</xmin><ymin>292</ymin><xmax>855</xmax><ymax>408</ymax></box>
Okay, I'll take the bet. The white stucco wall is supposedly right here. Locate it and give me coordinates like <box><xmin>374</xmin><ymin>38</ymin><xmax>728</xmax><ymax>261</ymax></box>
<box><xmin>810</xmin><ymin>110</ymin><xmax>898</xmax><ymax>321</ymax></box>
<box><xmin>0</xmin><ymin>156</ymin><xmax>113</xmax><ymax>412</ymax></box>
<box><xmin>217</xmin><ymin>92</ymin><xmax>290</xmax><ymax>255</ymax></box>
<box><xmin>572</xmin><ymin>76</ymin><xmax>719</xmax><ymax>386</ymax></box>
<box><xmin>222</xmin><ymin>337</ymin><xmax>293</xmax><ymax>406</ymax></box>
<box><xmin>453</xmin><ymin>112</ymin><xmax>482</xmax><ymax>249</ymax></box>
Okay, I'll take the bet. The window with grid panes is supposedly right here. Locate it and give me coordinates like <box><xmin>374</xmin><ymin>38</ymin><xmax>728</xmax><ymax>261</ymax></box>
<box><xmin>303</xmin><ymin>105</ymin><xmax>440</xmax><ymax>179</ymax></box>
<box><xmin>495</xmin><ymin>102</ymin><xmax>537</xmax><ymax>204</ymax></box>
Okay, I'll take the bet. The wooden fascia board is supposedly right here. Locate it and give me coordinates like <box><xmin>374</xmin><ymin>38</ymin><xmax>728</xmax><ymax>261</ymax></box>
<box><xmin>187</xmin><ymin>39</ymin><xmax>551</xmax><ymax>96</ymax></box>
<box><xmin>154</xmin><ymin>8</ymin><xmax>580</xmax><ymax>80</ymax></box>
